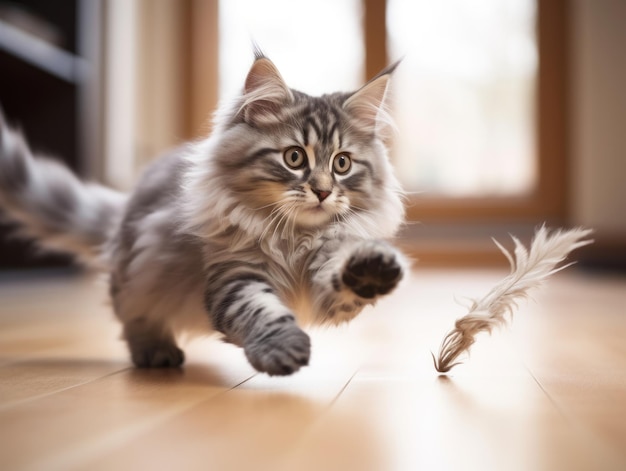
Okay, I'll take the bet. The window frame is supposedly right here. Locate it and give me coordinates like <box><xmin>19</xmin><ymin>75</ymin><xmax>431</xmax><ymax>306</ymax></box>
<box><xmin>364</xmin><ymin>0</ymin><xmax>568</xmax><ymax>227</ymax></box>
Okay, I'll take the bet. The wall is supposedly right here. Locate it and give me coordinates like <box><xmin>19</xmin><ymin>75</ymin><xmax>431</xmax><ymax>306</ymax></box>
<box><xmin>570</xmin><ymin>0</ymin><xmax>626</xmax><ymax>235</ymax></box>
<box><xmin>102</xmin><ymin>0</ymin><xmax>219</xmax><ymax>189</ymax></box>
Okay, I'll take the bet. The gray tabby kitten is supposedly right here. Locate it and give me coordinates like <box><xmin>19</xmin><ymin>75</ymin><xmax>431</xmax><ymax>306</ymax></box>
<box><xmin>0</xmin><ymin>53</ymin><xmax>406</xmax><ymax>375</ymax></box>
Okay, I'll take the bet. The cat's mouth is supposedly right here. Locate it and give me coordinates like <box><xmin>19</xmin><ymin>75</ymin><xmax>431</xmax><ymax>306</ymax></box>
<box><xmin>307</xmin><ymin>203</ymin><xmax>327</xmax><ymax>213</ymax></box>
<box><xmin>296</xmin><ymin>202</ymin><xmax>336</xmax><ymax>227</ymax></box>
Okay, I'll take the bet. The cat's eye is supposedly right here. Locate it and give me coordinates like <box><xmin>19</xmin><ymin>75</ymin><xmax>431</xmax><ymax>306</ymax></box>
<box><xmin>333</xmin><ymin>153</ymin><xmax>352</xmax><ymax>174</ymax></box>
<box><xmin>283</xmin><ymin>146</ymin><xmax>307</xmax><ymax>169</ymax></box>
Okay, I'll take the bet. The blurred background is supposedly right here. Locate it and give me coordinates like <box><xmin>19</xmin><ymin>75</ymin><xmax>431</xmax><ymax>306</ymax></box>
<box><xmin>0</xmin><ymin>0</ymin><xmax>624</xmax><ymax>270</ymax></box>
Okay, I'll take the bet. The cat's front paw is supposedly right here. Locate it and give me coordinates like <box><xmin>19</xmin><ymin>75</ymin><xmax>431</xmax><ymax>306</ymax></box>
<box><xmin>244</xmin><ymin>321</ymin><xmax>310</xmax><ymax>376</ymax></box>
<box><xmin>342</xmin><ymin>242</ymin><xmax>404</xmax><ymax>299</ymax></box>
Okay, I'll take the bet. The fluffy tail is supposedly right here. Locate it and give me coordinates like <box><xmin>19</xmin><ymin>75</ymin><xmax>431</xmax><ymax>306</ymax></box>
<box><xmin>0</xmin><ymin>111</ymin><xmax>127</xmax><ymax>267</ymax></box>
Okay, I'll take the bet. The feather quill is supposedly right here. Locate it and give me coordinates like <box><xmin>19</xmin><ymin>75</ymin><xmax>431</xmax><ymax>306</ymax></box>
<box><xmin>433</xmin><ymin>226</ymin><xmax>593</xmax><ymax>373</ymax></box>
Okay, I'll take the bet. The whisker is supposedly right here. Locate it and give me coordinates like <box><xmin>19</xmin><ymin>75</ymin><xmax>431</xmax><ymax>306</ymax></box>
<box><xmin>340</xmin><ymin>207</ymin><xmax>372</xmax><ymax>239</ymax></box>
<box><xmin>252</xmin><ymin>201</ymin><xmax>280</xmax><ymax>211</ymax></box>
<box><xmin>258</xmin><ymin>204</ymin><xmax>285</xmax><ymax>241</ymax></box>
<box><xmin>271</xmin><ymin>204</ymin><xmax>293</xmax><ymax>241</ymax></box>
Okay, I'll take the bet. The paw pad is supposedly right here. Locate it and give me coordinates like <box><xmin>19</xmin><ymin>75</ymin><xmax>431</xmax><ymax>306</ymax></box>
<box><xmin>342</xmin><ymin>248</ymin><xmax>403</xmax><ymax>299</ymax></box>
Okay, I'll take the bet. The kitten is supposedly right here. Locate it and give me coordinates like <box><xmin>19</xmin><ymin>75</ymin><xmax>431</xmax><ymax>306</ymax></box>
<box><xmin>0</xmin><ymin>52</ymin><xmax>407</xmax><ymax>376</ymax></box>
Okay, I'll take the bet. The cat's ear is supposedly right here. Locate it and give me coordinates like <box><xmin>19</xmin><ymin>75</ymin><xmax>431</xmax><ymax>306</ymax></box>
<box><xmin>343</xmin><ymin>61</ymin><xmax>400</xmax><ymax>135</ymax></box>
<box><xmin>241</xmin><ymin>56</ymin><xmax>293</xmax><ymax>126</ymax></box>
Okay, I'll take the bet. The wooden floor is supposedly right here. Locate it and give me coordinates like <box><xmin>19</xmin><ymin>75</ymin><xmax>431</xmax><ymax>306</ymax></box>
<box><xmin>0</xmin><ymin>267</ymin><xmax>625</xmax><ymax>471</ymax></box>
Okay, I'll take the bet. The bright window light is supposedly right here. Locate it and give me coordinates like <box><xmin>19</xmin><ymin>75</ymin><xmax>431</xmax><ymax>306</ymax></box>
<box><xmin>219</xmin><ymin>0</ymin><xmax>364</xmax><ymax>101</ymax></box>
<box><xmin>388</xmin><ymin>0</ymin><xmax>537</xmax><ymax>197</ymax></box>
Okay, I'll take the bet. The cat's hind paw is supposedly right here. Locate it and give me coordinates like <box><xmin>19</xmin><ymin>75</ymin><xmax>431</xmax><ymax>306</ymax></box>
<box><xmin>342</xmin><ymin>242</ymin><xmax>403</xmax><ymax>299</ymax></box>
<box><xmin>131</xmin><ymin>343</ymin><xmax>185</xmax><ymax>368</ymax></box>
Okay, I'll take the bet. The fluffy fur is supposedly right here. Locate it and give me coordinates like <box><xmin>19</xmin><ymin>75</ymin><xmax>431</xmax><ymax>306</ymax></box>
<box><xmin>0</xmin><ymin>53</ymin><xmax>407</xmax><ymax>375</ymax></box>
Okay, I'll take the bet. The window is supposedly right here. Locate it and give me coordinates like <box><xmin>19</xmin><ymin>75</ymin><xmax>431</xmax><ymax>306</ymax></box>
<box><xmin>388</xmin><ymin>0</ymin><xmax>537</xmax><ymax>198</ymax></box>
<box><xmin>365</xmin><ymin>0</ymin><xmax>568</xmax><ymax>263</ymax></box>
<box><xmin>218</xmin><ymin>0</ymin><xmax>364</xmax><ymax>100</ymax></box>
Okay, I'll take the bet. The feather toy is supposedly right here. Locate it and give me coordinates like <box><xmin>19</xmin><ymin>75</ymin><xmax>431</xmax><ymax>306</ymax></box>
<box><xmin>433</xmin><ymin>226</ymin><xmax>593</xmax><ymax>373</ymax></box>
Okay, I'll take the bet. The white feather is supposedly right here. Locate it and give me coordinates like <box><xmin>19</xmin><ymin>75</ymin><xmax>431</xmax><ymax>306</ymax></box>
<box><xmin>433</xmin><ymin>226</ymin><xmax>593</xmax><ymax>373</ymax></box>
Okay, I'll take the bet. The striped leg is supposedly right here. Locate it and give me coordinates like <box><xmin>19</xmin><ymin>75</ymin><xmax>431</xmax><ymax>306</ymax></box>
<box><xmin>205</xmin><ymin>276</ymin><xmax>310</xmax><ymax>376</ymax></box>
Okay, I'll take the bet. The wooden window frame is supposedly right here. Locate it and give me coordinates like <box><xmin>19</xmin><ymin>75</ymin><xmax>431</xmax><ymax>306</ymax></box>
<box><xmin>364</xmin><ymin>0</ymin><xmax>569</xmax><ymax>264</ymax></box>
<box><xmin>186</xmin><ymin>1</ymin><xmax>569</xmax><ymax>226</ymax></box>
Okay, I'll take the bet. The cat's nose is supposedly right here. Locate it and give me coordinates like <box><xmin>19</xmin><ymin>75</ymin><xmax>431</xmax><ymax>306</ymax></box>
<box><xmin>312</xmin><ymin>189</ymin><xmax>331</xmax><ymax>202</ymax></box>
